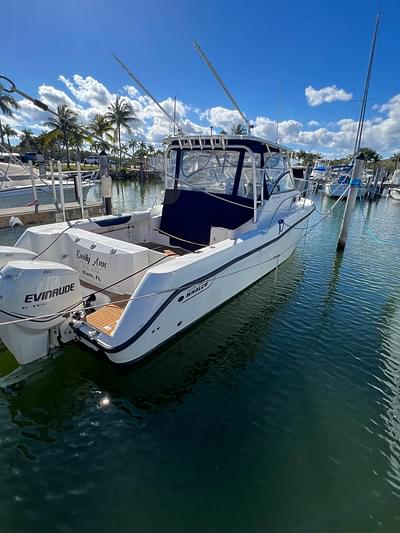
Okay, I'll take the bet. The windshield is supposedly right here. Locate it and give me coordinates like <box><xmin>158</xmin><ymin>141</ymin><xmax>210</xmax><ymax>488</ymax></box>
<box><xmin>179</xmin><ymin>150</ymin><xmax>240</xmax><ymax>194</ymax></box>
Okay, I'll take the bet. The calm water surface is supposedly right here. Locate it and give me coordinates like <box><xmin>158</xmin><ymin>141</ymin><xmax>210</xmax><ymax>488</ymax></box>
<box><xmin>0</xmin><ymin>181</ymin><xmax>400</xmax><ymax>532</ymax></box>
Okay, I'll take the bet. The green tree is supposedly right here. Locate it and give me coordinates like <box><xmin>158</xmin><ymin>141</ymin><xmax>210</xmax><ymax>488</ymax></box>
<box><xmin>89</xmin><ymin>114</ymin><xmax>113</xmax><ymax>152</ymax></box>
<box><xmin>105</xmin><ymin>96</ymin><xmax>137</xmax><ymax>169</ymax></box>
<box><xmin>19</xmin><ymin>128</ymin><xmax>35</xmax><ymax>152</ymax></box>
<box><xmin>297</xmin><ymin>149</ymin><xmax>321</xmax><ymax>167</ymax></box>
<box><xmin>2</xmin><ymin>124</ymin><xmax>17</xmax><ymax>150</ymax></box>
<box><xmin>0</xmin><ymin>83</ymin><xmax>19</xmax><ymax>147</ymax></box>
<box><xmin>44</xmin><ymin>105</ymin><xmax>79</xmax><ymax>168</ymax></box>
<box><xmin>128</xmin><ymin>138</ymin><xmax>137</xmax><ymax>158</ymax></box>
<box><xmin>359</xmin><ymin>147</ymin><xmax>382</xmax><ymax>167</ymax></box>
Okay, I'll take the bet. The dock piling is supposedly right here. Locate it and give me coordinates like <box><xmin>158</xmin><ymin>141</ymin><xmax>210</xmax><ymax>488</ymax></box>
<box><xmin>28</xmin><ymin>161</ymin><xmax>38</xmax><ymax>214</ymax></box>
<box><xmin>337</xmin><ymin>153</ymin><xmax>365</xmax><ymax>251</ymax></box>
<box><xmin>49</xmin><ymin>159</ymin><xmax>57</xmax><ymax>206</ymax></box>
<box><xmin>57</xmin><ymin>161</ymin><xmax>66</xmax><ymax>222</ymax></box>
<box><xmin>99</xmin><ymin>151</ymin><xmax>112</xmax><ymax>215</ymax></box>
<box><xmin>76</xmin><ymin>161</ymin><xmax>85</xmax><ymax>218</ymax></box>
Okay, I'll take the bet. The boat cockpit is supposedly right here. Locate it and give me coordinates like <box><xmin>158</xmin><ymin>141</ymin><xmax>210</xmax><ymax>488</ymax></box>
<box><xmin>160</xmin><ymin>134</ymin><xmax>298</xmax><ymax>250</ymax></box>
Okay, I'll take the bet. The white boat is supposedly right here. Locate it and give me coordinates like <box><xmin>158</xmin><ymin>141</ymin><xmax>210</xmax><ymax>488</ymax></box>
<box><xmin>389</xmin><ymin>189</ymin><xmax>400</xmax><ymax>201</ymax></box>
<box><xmin>0</xmin><ymin>161</ymin><xmax>97</xmax><ymax>207</ymax></box>
<box><xmin>325</xmin><ymin>165</ymin><xmax>366</xmax><ymax>199</ymax></box>
<box><xmin>310</xmin><ymin>160</ymin><xmax>331</xmax><ymax>187</ymax></box>
<box><xmin>0</xmin><ymin>178</ymin><xmax>95</xmax><ymax>208</ymax></box>
<box><xmin>391</xmin><ymin>169</ymin><xmax>400</xmax><ymax>186</ymax></box>
<box><xmin>0</xmin><ymin>134</ymin><xmax>315</xmax><ymax>367</ymax></box>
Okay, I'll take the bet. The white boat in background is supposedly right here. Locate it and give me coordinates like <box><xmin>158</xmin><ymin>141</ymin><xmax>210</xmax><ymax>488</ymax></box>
<box><xmin>310</xmin><ymin>160</ymin><xmax>331</xmax><ymax>186</ymax></box>
<box><xmin>324</xmin><ymin>165</ymin><xmax>366</xmax><ymax>199</ymax></box>
<box><xmin>0</xmin><ymin>134</ymin><xmax>315</xmax><ymax>367</ymax></box>
<box><xmin>0</xmin><ymin>161</ymin><xmax>97</xmax><ymax>208</ymax></box>
<box><xmin>389</xmin><ymin>189</ymin><xmax>400</xmax><ymax>201</ymax></box>
<box><xmin>391</xmin><ymin>169</ymin><xmax>400</xmax><ymax>186</ymax></box>
<box><xmin>0</xmin><ymin>178</ymin><xmax>95</xmax><ymax>208</ymax></box>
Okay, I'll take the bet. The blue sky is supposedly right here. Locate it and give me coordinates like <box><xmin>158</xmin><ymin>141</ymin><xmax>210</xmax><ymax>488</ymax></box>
<box><xmin>2</xmin><ymin>0</ymin><xmax>400</xmax><ymax>156</ymax></box>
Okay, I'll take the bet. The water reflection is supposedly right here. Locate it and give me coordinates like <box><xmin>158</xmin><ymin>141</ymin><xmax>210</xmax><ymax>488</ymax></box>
<box><xmin>87</xmin><ymin>178</ymin><xmax>164</xmax><ymax>212</ymax></box>
<box><xmin>379</xmin><ymin>293</ymin><xmax>400</xmax><ymax>495</ymax></box>
<box><xmin>0</xmin><ymin>254</ymin><xmax>304</xmax><ymax>454</ymax></box>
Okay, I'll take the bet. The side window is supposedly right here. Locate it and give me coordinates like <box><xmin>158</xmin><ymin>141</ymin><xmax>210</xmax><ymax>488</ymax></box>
<box><xmin>272</xmin><ymin>170</ymin><xmax>295</xmax><ymax>194</ymax></box>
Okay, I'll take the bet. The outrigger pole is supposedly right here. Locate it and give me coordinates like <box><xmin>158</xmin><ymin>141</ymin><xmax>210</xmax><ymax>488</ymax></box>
<box><xmin>113</xmin><ymin>54</ymin><xmax>184</xmax><ymax>135</ymax></box>
<box><xmin>193</xmin><ymin>40</ymin><xmax>252</xmax><ymax>134</ymax></box>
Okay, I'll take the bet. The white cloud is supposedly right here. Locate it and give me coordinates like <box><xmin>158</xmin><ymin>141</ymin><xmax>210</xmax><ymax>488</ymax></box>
<box><xmin>201</xmin><ymin>107</ymin><xmax>243</xmax><ymax>131</ymax></box>
<box><xmin>38</xmin><ymin>85</ymin><xmax>77</xmax><ymax>109</ymax></box>
<box><xmin>59</xmin><ymin>74</ymin><xmax>112</xmax><ymax>107</ymax></box>
<box><xmin>305</xmin><ymin>85</ymin><xmax>353</xmax><ymax>106</ymax></box>
<box><xmin>8</xmin><ymin>73</ymin><xmax>400</xmax><ymax>157</ymax></box>
<box><xmin>124</xmin><ymin>85</ymin><xmax>139</xmax><ymax>98</ymax></box>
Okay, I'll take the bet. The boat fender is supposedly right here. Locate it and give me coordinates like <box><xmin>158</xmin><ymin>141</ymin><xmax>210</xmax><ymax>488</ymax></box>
<box><xmin>278</xmin><ymin>219</ymin><xmax>284</xmax><ymax>233</ymax></box>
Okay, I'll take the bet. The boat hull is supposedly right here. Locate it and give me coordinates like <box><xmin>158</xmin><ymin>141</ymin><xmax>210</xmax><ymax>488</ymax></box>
<box><xmin>0</xmin><ymin>182</ymin><xmax>94</xmax><ymax>208</ymax></box>
<box><xmin>94</xmin><ymin>206</ymin><xmax>313</xmax><ymax>365</ymax></box>
<box><xmin>324</xmin><ymin>182</ymin><xmax>366</xmax><ymax>199</ymax></box>
<box><xmin>389</xmin><ymin>189</ymin><xmax>400</xmax><ymax>201</ymax></box>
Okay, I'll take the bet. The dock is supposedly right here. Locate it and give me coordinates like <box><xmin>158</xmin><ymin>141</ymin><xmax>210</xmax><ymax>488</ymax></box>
<box><xmin>0</xmin><ymin>201</ymin><xmax>104</xmax><ymax>229</ymax></box>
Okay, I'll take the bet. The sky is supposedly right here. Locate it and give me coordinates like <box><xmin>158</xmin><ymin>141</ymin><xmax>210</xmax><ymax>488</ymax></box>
<box><xmin>2</xmin><ymin>0</ymin><xmax>400</xmax><ymax>157</ymax></box>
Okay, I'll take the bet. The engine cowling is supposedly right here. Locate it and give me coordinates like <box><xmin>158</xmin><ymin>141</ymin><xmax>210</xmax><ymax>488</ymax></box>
<box><xmin>0</xmin><ymin>246</ymin><xmax>37</xmax><ymax>268</ymax></box>
<box><xmin>0</xmin><ymin>260</ymin><xmax>82</xmax><ymax>365</ymax></box>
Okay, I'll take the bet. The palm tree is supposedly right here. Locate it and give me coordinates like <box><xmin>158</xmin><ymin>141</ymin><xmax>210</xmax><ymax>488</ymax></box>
<box><xmin>231</xmin><ymin>123</ymin><xmax>247</xmax><ymax>135</ymax></box>
<box><xmin>19</xmin><ymin>128</ymin><xmax>35</xmax><ymax>152</ymax></box>
<box><xmin>0</xmin><ymin>83</ymin><xmax>18</xmax><ymax>147</ymax></box>
<box><xmin>360</xmin><ymin>147</ymin><xmax>382</xmax><ymax>171</ymax></box>
<box><xmin>89</xmin><ymin>114</ymin><xmax>113</xmax><ymax>152</ymax></box>
<box><xmin>2</xmin><ymin>124</ymin><xmax>17</xmax><ymax>150</ymax></box>
<box><xmin>44</xmin><ymin>105</ymin><xmax>79</xmax><ymax>168</ymax></box>
<box><xmin>105</xmin><ymin>96</ymin><xmax>137</xmax><ymax>169</ymax></box>
<box><xmin>128</xmin><ymin>138</ymin><xmax>137</xmax><ymax>158</ymax></box>
<box><xmin>298</xmin><ymin>149</ymin><xmax>321</xmax><ymax>168</ymax></box>
<box><xmin>70</xmin><ymin>129</ymin><xmax>86</xmax><ymax>163</ymax></box>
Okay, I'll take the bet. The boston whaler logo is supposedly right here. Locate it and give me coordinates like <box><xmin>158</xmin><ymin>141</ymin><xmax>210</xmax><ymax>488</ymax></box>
<box><xmin>76</xmin><ymin>249</ymin><xmax>107</xmax><ymax>269</ymax></box>
<box><xmin>179</xmin><ymin>277</ymin><xmax>215</xmax><ymax>303</ymax></box>
<box><xmin>24</xmin><ymin>283</ymin><xmax>75</xmax><ymax>303</ymax></box>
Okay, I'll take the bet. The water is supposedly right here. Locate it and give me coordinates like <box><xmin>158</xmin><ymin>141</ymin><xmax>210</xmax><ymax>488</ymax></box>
<box><xmin>0</xmin><ymin>182</ymin><xmax>400</xmax><ymax>532</ymax></box>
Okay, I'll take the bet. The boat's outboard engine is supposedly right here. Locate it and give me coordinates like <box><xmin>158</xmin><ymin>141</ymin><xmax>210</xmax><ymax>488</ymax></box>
<box><xmin>0</xmin><ymin>246</ymin><xmax>37</xmax><ymax>268</ymax></box>
<box><xmin>0</xmin><ymin>260</ymin><xmax>82</xmax><ymax>365</ymax></box>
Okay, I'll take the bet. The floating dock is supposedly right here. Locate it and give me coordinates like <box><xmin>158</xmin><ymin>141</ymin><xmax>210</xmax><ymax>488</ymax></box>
<box><xmin>0</xmin><ymin>201</ymin><xmax>104</xmax><ymax>229</ymax></box>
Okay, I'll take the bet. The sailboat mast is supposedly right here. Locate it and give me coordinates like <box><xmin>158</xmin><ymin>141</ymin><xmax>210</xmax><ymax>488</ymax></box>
<box><xmin>337</xmin><ymin>12</ymin><xmax>381</xmax><ymax>251</ymax></box>
<box><xmin>353</xmin><ymin>12</ymin><xmax>381</xmax><ymax>155</ymax></box>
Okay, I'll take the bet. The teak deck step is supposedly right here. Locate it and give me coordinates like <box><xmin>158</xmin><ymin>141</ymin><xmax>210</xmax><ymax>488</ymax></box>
<box><xmin>86</xmin><ymin>303</ymin><xmax>124</xmax><ymax>335</ymax></box>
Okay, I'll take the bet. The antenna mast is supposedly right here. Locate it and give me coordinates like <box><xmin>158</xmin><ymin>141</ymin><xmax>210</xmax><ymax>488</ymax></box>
<box><xmin>113</xmin><ymin>54</ymin><xmax>184</xmax><ymax>135</ymax></box>
<box><xmin>193</xmin><ymin>40</ymin><xmax>251</xmax><ymax>134</ymax></box>
<box><xmin>352</xmin><ymin>11</ymin><xmax>381</xmax><ymax>155</ymax></box>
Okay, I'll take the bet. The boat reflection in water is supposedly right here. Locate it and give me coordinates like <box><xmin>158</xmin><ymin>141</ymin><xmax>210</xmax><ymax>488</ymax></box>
<box><xmin>0</xmin><ymin>252</ymin><xmax>304</xmax><ymax>446</ymax></box>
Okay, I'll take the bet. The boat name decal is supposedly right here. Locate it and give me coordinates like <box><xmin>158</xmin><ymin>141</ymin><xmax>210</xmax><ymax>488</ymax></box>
<box><xmin>182</xmin><ymin>279</ymin><xmax>213</xmax><ymax>302</ymax></box>
<box><xmin>76</xmin><ymin>249</ymin><xmax>107</xmax><ymax>269</ymax></box>
<box><xmin>24</xmin><ymin>283</ymin><xmax>75</xmax><ymax>303</ymax></box>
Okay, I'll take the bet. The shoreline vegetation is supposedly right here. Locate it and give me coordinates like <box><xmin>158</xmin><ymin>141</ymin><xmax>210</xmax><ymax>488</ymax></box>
<box><xmin>1</xmin><ymin>82</ymin><xmax>400</xmax><ymax>176</ymax></box>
